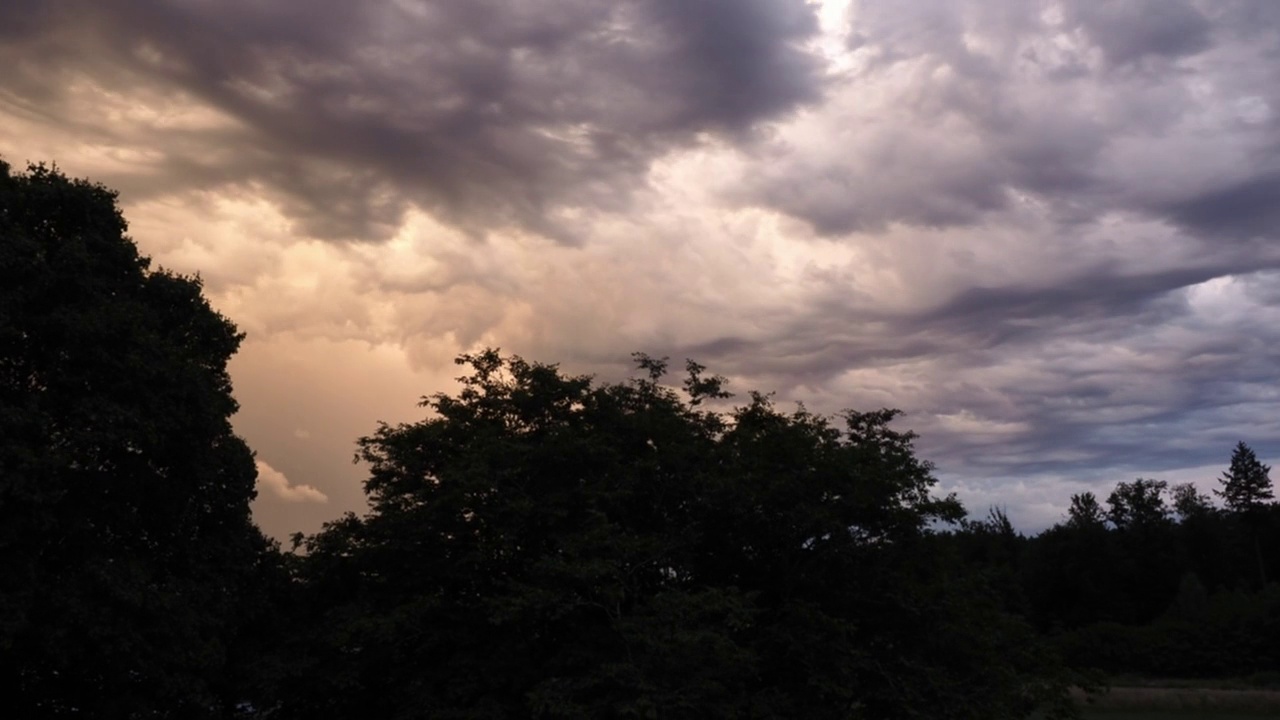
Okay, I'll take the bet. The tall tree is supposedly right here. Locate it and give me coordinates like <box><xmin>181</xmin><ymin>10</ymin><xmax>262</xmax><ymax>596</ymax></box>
<box><xmin>1215</xmin><ymin>442</ymin><xmax>1274</xmax><ymax>514</ymax></box>
<box><xmin>0</xmin><ymin>162</ymin><xmax>272</xmax><ymax>716</ymax></box>
<box><xmin>1216</xmin><ymin>442</ymin><xmax>1275</xmax><ymax>587</ymax></box>
<box><xmin>285</xmin><ymin>350</ymin><xmax>1072</xmax><ymax>719</ymax></box>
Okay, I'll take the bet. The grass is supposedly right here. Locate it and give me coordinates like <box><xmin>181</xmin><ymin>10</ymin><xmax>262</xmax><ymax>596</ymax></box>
<box><xmin>1073</xmin><ymin>684</ymin><xmax>1280</xmax><ymax>719</ymax></box>
<box><xmin>1105</xmin><ymin>674</ymin><xmax>1280</xmax><ymax>691</ymax></box>
<box><xmin>1080</xmin><ymin>707</ymin><xmax>1280</xmax><ymax>712</ymax></box>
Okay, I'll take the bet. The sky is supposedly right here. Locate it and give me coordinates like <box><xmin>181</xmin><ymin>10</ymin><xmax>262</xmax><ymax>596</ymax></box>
<box><xmin>3</xmin><ymin>0</ymin><xmax>1279</xmax><ymax>538</ymax></box>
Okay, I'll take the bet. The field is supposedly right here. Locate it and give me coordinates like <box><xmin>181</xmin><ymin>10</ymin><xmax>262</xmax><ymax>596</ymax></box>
<box><xmin>1083</xmin><ymin>713</ymin><xmax>1277</xmax><ymax>719</ymax></box>
<box><xmin>1075</xmin><ymin>685</ymin><xmax>1280</xmax><ymax>719</ymax></box>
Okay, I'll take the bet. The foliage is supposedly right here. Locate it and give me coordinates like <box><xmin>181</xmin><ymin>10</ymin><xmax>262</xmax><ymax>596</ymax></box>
<box><xmin>284</xmin><ymin>350</ymin><xmax>1070</xmax><ymax>719</ymax></box>
<box><xmin>1053</xmin><ymin>583</ymin><xmax>1280</xmax><ymax>679</ymax></box>
<box><xmin>970</xmin><ymin>447</ymin><xmax>1280</xmax><ymax>685</ymax></box>
<box><xmin>1066</xmin><ymin>492</ymin><xmax>1107</xmax><ymax>530</ymax></box>
<box><xmin>1171</xmin><ymin>483</ymin><xmax>1215</xmax><ymax>521</ymax></box>
<box><xmin>0</xmin><ymin>161</ymin><xmax>274</xmax><ymax>716</ymax></box>
<box><xmin>1216</xmin><ymin>442</ymin><xmax>1274</xmax><ymax>515</ymax></box>
<box><xmin>1106</xmin><ymin>479</ymin><xmax>1170</xmax><ymax>532</ymax></box>
<box><xmin>1216</xmin><ymin>442</ymin><xmax>1276</xmax><ymax>587</ymax></box>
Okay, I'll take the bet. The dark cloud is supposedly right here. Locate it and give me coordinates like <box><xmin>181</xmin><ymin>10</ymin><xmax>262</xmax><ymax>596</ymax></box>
<box><xmin>7</xmin><ymin>0</ymin><xmax>1280</xmax><ymax>535</ymax></box>
<box><xmin>1068</xmin><ymin>0</ymin><xmax>1212</xmax><ymax>68</ymax></box>
<box><xmin>641</xmin><ymin>0</ymin><xmax>822</xmax><ymax>129</ymax></box>
<box><xmin>0</xmin><ymin>0</ymin><xmax>823</xmax><ymax>241</ymax></box>
<box><xmin>742</xmin><ymin>141</ymin><xmax>1013</xmax><ymax>235</ymax></box>
<box><xmin>917</xmin><ymin>270</ymin><xmax>1280</xmax><ymax>483</ymax></box>
<box><xmin>0</xmin><ymin>0</ymin><xmax>57</xmax><ymax>41</ymax></box>
<box><xmin>653</xmin><ymin>250</ymin><xmax>1280</xmax><ymax>500</ymax></box>
<box><xmin>911</xmin><ymin>265</ymin><xmax>1241</xmax><ymax>336</ymax></box>
<box><xmin>1161</xmin><ymin>171</ymin><xmax>1280</xmax><ymax>240</ymax></box>
<box><xmin>1215</xmin><ymin>1</ymin><xmax>1280</xmax><ymax>42</ymax></box>
<box><xmin>692</xmin><ymin>261</ymin><xmax>1273</xmax><ymax>385</ymax></box>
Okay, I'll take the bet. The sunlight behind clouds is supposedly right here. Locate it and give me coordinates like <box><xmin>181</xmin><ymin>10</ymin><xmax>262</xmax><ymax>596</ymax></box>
<box><xmin>4</xmin><ymin>0</ymin><xmax>1279</xmax><ymax>534</ymax></box>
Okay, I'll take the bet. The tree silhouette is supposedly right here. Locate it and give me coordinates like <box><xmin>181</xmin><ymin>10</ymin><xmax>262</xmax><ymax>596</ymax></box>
<box><xmin>1066</xmin><ymin>491</ymin><xmax>1107</xmax><ymax>529</ymax></box>
<box><xmin>1216</xmin><ymin>442</ymin><xmax>1274</xmax><ymax>587</ymax></box>
<box><xmin>284</xmin><ymin>349</ymin><xmax>1071</xmax><ymax>719</ymax></box>
<box><xmin>1171</xmin><ymin>482</ymin><xmax>1215</xmax><ymax>520</ymax></box>
<box><xmin>1106</xmin><ymin>478</ymin><xmax>1170</xmax><ymax>531</ymax></box>
<box><xmin>0</xmin><ymin>162</ymin><xmax>272</xmax><ymax>716</ymax></box>
<box><xmin>1215</xmin><ymin>442</ymin><xmax>1273</xmax><ymax>514</ymax></box>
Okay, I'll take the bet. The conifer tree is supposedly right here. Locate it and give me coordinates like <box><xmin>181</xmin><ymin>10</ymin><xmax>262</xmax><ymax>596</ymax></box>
<box><xmin>1215</xmin><ymin>442</ymin><xmax>1274</xmax><ymax>587</ymax></box>
<box><xmin>1215</xmin><ymin>442</ymin><xmax>1273</xmax><ymax>514</ymax></box>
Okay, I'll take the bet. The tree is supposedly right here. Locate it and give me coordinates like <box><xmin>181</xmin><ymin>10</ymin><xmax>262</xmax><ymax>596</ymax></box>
<box><xmin>1066</xmin><ymin>492</ymin><xmax>1106</xmax><ymax>530</ymax></box>
<box><xmin>285</xmin><ymin>350</ymin><xmax>1071</xmax><ymax>719</ymax></box>
<box><xmin>1171</xmin><ymin>482</ymin><xmax>1215</xmax><ymax>520</ymax></box>
<box><xmin>0</xmin><ymin>162</ymin><xmax>272</xmax><ymax>716</ymax></box>
<box><xmin>1101</xmin><ymin>479</ymin><xmax>1185</xmax><ymax>623</ymax></box>
<box><xmin>1215</xmin><ymin>442</ymin><xmax>1273</xmax><ymax>514</ymax></box>
<box><xmin>1216</xmin><ymin>442</ymin><xmax>1275</xmax><ymax>587</ymax></box>
<box><xmin>1106</xmin><ymin>478</ymin><xmax>1170</xmax><ymax>531</ymax></box>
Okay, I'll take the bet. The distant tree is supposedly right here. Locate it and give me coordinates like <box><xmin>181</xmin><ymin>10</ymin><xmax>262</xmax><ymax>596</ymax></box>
<box><xmin>1106</xmin><ymin>479</ymin><xmax>1170</xmax><ymax>531</ymax></box>
<box><xmin>979</xmin><ymin>506</ymin><xmax>1017</xmax><ymax>536</ymax></box>
<box><xmin>951</xmin><ymin>507</ymin><xmax>1035</xmax><ymax>620</ymax></box>
<box><xmin>1019</xmin><ymin>492</ymin><xmax>1119</xmax><ymax>631</ymax></box>
<box><xmin>0</xmin><ymin>162</ymin><xmax>273</xmax><ymax>716</ymax></box>
<box><xmin>1164</xmin><ymin>482</ymin><xmax>1233</xmax><ymax>593</ymax></box>
<box><xmin>958</xmin><ymin>506</ymin><xmax>1022</xmax><ymax>567</ymax></box>
<box><xmin>1171</xmin><ymin>482</ymin><xmax>1215</xmax><ymax>521</ymax></box>
<box><xmin>1102</xmin><ymin>479</ymin><xmax>1183</xmax><ymax>622</ymax></box>
<box><xmin>1066</xmin><ymin>492</ymin><xmax>1107</xmax><ymax>530</ymax></box>
<box><xmin>285</xmin><ymin>350</ymin><xmax>1073</xmax><ymax>719</ymax></box>
<box><xmin>1215</xmin><ymin>442</ymin><xmax>1274</xmax><ymax>514</ymax></box>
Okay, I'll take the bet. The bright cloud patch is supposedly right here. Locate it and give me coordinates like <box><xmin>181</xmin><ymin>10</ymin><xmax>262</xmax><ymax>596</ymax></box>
<box><xmin>256</xmin><ymin>460</ymin><xmax>329</xmax><ymax>504</ymax></box>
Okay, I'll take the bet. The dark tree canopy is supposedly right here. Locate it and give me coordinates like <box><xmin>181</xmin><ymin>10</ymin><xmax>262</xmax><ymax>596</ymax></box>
<box><xmin>285</xmin><ymin>350</ymin><xmax>1070</xmax><ymax>719</ymax></box>
<box><xmin>1002</xmin><ymin>446</ymin><xmax>1280</xmax><ymax>679</ymax></box>
<box><xmin>1106</xmin><ymin>478</ymin><xmax>1170</xmax><ymax>531</ymax></box>
<box><xmin>1170</xmin><ymin>482</ymin><xmax>1214</xmax><ymax>521</ymax></box>
<box><xmin>0</xmin><ymin>161</ymin><xmax>271</xmax><ymax>716</ymax></box>
<box><xmin>1216</xmin><ymin>441</ymin><xmax>1274</xmax><ymax>514</ymax></box>
<box><xmin>1066</xmin><ymin>492</ymin><xmax>1106</xmax><ymax>530</ymax></box>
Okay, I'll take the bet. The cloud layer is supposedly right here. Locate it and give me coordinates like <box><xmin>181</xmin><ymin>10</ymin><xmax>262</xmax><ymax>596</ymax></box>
<box><xmin>0</xmin><ymin>0</ymin><xmax>822</xmax><ymax>241</ymax></box>
<box><xmin>3</xmin><ymin>0</ymin><xmax>1279</xmax><ymax>533</ymax></box>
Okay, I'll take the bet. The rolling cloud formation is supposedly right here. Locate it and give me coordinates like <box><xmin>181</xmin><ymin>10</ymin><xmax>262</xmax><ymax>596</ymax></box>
<box><xmin>2</xmin><ymin>0</ymin><xmax>1278</xmax><ymax>533</ymax></box>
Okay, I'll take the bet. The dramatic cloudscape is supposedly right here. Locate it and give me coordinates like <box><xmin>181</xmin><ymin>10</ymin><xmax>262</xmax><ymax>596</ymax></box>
<box><xmin>4</xmin><ymin>0</ymin><xmax>1279</xmax><ymax>538</ymax></box>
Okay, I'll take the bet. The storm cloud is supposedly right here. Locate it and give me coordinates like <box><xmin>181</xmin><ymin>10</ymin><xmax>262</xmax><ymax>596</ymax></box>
<box><xmin>3</xmin><ymin>0</ymin><xmax>1279</xmax><ymax>535</ymax></box>
<box><xmin>0</xmin><ymin>0</ymin><xmax>822</xmax><ymax>240</ymax></box>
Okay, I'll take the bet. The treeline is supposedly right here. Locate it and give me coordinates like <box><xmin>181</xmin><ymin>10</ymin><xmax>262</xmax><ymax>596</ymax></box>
<box><xmin>4</xmin><ymin>161</ymin><xmax>1277</xmax><ymax>718</ymax></box>
<box><xmin>949</xmin><ymin>453</ymin><xmax>1280</xmax><ymax>681</ymax></box>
